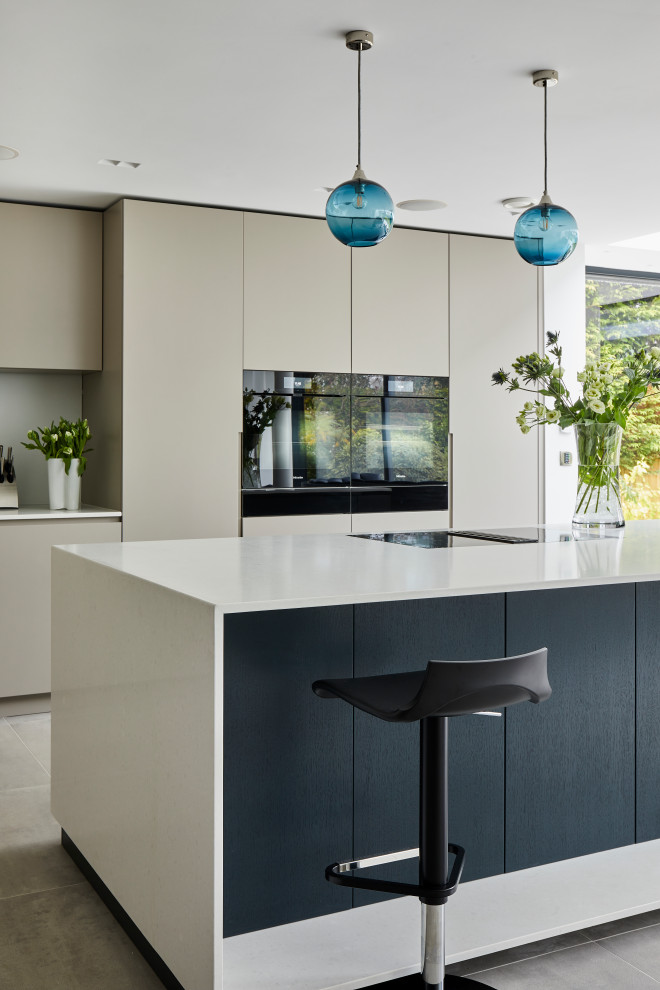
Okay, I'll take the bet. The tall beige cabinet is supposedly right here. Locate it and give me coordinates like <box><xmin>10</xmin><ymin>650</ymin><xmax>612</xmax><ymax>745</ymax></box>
<box><xmin>84</xmin><ymin>199</ymin><xmax>243</xmax><ymax>541</ymax></box>
<box><xmin>449</xmin><ymin>234</ymin><xmax>540</xmax><ymax>529</ymax></box>
<box><xmin>243</xmin><ymin>212</ymin><xmax>351</xmax><ymax>372</ymax></box>
<box><xmin>352</xmin><ymin>226</ymin><xmax>449</xmax><ymax>376</ymax></box>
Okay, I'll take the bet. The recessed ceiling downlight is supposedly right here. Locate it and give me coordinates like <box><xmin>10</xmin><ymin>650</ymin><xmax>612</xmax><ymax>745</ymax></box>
<box><xmin>0</xmin><ymin>146</ymin><xmax>19</xmax><ymax>160</ymax></box>
<box><xmin>502</xmin><ymin>197</ymin><xmax>535</xmax><ymax>215</ymax></box>
<box><xmin>98</xmin><ymin>159</ymin><xmax>141</xmax><ymax>169</ymax></box>
<box><xmin>396</xmin><ymin>199</ymin><xmax>447</xmax><ymax>211</ymax></box>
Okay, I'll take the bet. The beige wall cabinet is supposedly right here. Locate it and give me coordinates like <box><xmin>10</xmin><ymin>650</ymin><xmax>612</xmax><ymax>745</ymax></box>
<box><xmin>0</xmin><ymin>517</ymin><xmax>120</xmax><ymax>706</ymax></box>
<box><xmin>243</xmin><ymin>212</ymin><xmax>351</xmax><ymax>374</ymax></box>
<box><xmin>449</xmin><ymin>234</ymin><xmax>540</xmax><ymax>529</ymax></box>
<box><xmin>351</xmin><ymin>227</ymin><xmax>449</xmax><ymax>376</ymax></box>
<box><xmin>84</xmin><ymin>199</ymin><xmax>244</xmax><ymax>541</ymax></box>
<box><xmin>0</xmin><ymin>202</ymin><xmax>102</xmax><ymax>371</ymax></box>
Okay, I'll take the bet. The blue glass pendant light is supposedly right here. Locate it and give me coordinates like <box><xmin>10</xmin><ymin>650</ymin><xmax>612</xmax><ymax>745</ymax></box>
<box><xmin>514</xmin><ymin>70</ymin><xmax>578</xmax><ymax>266</ymax></box>
<box><xmin>326</xmin><ymin>30</ymin><xmax>394</xmax><ymax>248</ymax></box>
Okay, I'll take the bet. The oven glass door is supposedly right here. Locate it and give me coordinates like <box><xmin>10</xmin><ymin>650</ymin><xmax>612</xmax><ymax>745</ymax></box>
<box><xmin>350</xmin><ymin>395</ymin><xmax>448</xmax><ymax>485</ymax></box>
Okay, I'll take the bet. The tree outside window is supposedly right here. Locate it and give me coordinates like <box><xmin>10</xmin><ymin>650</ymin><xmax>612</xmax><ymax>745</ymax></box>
<box><xmin>586</xmin><ymin>271</ymin><xmax>660</xmax><ymax>518</ymax></box>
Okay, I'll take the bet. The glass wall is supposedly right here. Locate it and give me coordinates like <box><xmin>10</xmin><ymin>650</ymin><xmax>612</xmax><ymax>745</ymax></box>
<box><xmin>586</xmin><ymin>271</ymin><xmax>660</xmax><ymax>518</ymax></box>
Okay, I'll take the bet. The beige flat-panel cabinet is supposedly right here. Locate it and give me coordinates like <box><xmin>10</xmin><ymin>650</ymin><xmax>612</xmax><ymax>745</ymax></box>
<box><xmin>0</xmin><ymin>202</ymin><xmax>101</xmax><ymax>371</ymax></box>
<box><xmin>243</xmin><ymin>213</ymin><xmax>351</xmax><ymax>373</ymax></box>
<box><xmin>450</xmin><ymin>235</ymin><xmax>539</xmax><ymax>529</ymax></box>
<box><xmin>84</xmin><ymin>199</ymin><xmax>244</xmax><ymax>541</ymax></box>
<box><xmin>0</xmin><ymin>518</ymin><xmax>120</xmax><ymax>701</ymax></box>
<box><xmin>351</xmin><ymin>227</ymin><xmax>449</xmax><ymax>376</ymax></box>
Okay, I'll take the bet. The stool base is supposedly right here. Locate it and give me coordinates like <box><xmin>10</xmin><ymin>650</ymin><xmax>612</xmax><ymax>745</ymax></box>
<box><xmin>373</xmin><ymin>976</ymin><xmax>495</xmax><ymax>989</ymax></box>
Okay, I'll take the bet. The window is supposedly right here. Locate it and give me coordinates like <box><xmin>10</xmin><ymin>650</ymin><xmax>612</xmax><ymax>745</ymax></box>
<box><xmin>586</xmin><ymin>270</ymin><xmax>660</xmax><ymax>518</ymax></box>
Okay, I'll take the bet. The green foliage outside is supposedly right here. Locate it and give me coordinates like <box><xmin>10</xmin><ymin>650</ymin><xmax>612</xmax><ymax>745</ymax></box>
<box><xmin>586</xmin><ymin>277</ymin><xmax>660</xmax><ymax>518</ymax></box>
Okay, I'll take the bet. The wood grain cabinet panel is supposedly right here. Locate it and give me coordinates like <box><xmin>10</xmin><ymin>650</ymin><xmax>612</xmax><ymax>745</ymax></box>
<box><xmin>0</xmin><ymin>202</ymin><xmax>101</xmax><ymax>371</ymax></box>
<box><xmin>223</xmin><ymin>606</ymin><xmax>353</xmax><ymax>937</ymax></box>
<box><xmin>505</xmin><ymin>585</ymin><xmax>635</xmax><ymax>871</ymax></box>
<box><xmin>636</xmin><ymin>582</ymin><xmax>660</xmax><ymax>842</ymax></box>
<box><xmin>243</xmin><ymin>212</ymin><xmax>351</xmax><ymax>373</ymax></box>
<box><xmin>353</xmin><ymin>594</ymin><xmax>505</xmax><ymax>906</ymax></box>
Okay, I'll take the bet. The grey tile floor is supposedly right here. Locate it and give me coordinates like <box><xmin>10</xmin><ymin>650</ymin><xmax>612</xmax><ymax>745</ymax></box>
<box><xmin>3</xmin><ymin>711</ymin><xmax>660</xmax><ymax>989</ymax></box>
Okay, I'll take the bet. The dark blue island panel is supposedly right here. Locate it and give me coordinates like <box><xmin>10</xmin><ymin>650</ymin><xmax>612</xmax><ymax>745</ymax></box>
<box><xmin>223</xmin><ymin>606</ymin><xmax>354</xmax><ymax>938</ymax></box>
<box><xmin>352</xmin><ymin>594</ymin><xmax>506</xmax><ymax>905</ymax></box>
<box><xmin>635</xmin><ymin>582</ymin><xmax>660</xmax><ymax>843</ymax></box>
<box><xmin>505</xmin><ymin>584</ymin><xmax>636</xmax><ymax>872</ymax></box>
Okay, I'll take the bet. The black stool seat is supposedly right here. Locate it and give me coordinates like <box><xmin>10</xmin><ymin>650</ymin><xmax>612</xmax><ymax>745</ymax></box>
<box><xmin>313</xmin><ymin>647</ymin><xmax>551</xmax><ymax>989</ymax></box>
<box><xmin>313</xmin><ymin>649</ymin><xmax>551</xmax><ymax>721</ymax></box>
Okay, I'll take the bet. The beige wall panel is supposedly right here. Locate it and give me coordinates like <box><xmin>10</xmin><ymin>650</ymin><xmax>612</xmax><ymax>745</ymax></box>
<box><xmin>122</xmin><ymin>201</ymin><xmax>243</xmax><ymax>541</ymax></box>
<box><xmin>0</xmin><ymin>519</ymin><xmax>120</xmax><ymax>697</ymax></box>
<box><xmin>243</xmin><ymin>213</ymin><xmax>351</xmax><ymax>373</ymax></box>
<box><xmin>352</xmin><ymin>228</ymin><xmax>449</xmax><ymax>376</ymax></box>
<box><xmin>83</xmin><ymin>201</ymin><xmax>123</xmax><ymax>511</ymax></box>
<box><xmin>350</xmin><ymin>510</ymin><xmax>449</xmax><ymax>533</ymax></box>
<box><xmin>242</xmin><ymin>514</ymin><xmax>351</xmax><ymax>537</ymax></box>
<box><xmin>450</xmin><ymin>235</ymin><xmax>539</xmax><ymax>529</ymax></box>
<box><xmin>0</xmin><ymin>202</ymin><xmax>102</xmax><ymax>371</ymax></box>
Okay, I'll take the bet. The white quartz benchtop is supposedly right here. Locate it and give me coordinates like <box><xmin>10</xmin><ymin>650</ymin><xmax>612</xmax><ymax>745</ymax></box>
<box><xmin>53</xmin><ymin>519</ymin><xmax>660</xmax><ymax>613</ymax></box>
<box><xmin>0</xmin><ymin>504</ymin><xmax>122</xmax><ymax>522</ymax></box>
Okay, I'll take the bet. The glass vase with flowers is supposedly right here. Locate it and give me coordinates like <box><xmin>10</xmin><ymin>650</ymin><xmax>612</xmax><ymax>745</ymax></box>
<box><xmin>492</xmin><ymin>332</ymin><xmax>660</xmax><ymax>530</ymax></box>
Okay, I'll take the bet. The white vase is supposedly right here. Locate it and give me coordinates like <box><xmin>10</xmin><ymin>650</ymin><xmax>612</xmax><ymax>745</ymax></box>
<box><xmin>64</xmin><ymin>459</ymin><xmax>81</xmax><ymax>511</ymax></box>
<box><xmin>47</xmin><ymin>459</ymin><xmax>65</xmax><ymax>510</ymax></box>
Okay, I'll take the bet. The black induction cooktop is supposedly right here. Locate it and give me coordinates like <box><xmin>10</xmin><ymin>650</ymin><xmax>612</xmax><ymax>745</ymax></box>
<box><xmin>350</xmin><ymin>528</ymin><xmax>578</xmax><ymax>549</ymax></box>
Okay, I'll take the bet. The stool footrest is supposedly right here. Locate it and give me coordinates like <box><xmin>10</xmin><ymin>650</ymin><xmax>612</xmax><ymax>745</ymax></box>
<box><xmin>325</xmin><ymin>843</ymin><xmax>465</xmax><ymax>904</ymax></box>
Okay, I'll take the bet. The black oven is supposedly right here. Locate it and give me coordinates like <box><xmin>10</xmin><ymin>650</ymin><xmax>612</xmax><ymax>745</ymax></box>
<box><xmin>242</xmin><ymin>371</ymin><xmax>448</xmax><ymax>517</ymax></box>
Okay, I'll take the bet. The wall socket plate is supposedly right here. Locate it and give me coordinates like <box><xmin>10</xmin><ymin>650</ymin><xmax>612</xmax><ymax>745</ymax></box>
<box><xmin>559</xmin><ymin>451</ymin><xmax>573</xmax><ymax>466</ymax></box>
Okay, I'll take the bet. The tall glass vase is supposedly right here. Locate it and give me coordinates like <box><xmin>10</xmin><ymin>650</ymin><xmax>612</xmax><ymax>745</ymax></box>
<box><xmin>573</xmin><ymin>422</ymin><xmax>624</xmax><ymax>530</ymax></box>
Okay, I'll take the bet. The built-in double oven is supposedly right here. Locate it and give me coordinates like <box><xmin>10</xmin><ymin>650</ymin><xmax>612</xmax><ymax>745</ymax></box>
<box><xmin>242</xmin><ymin>370</ymin><xmax>448</xmax><ymax>518</ymax></box>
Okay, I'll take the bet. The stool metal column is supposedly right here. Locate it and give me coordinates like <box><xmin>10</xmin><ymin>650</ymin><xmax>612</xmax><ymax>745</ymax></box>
<box><xmin>313</xmin><ymin>648</ymin><xmax>551</xmax><ymax>989</ymax></box>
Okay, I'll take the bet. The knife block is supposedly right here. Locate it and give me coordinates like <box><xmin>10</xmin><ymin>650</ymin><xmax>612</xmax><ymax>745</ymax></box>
<box><xmin>0</xmin><ymin>479</ymin><xmax>18</xmax><ymax>508</ymax></box>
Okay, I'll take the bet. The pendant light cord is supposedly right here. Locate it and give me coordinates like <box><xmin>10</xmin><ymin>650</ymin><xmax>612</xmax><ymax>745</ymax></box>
<box><xmin>543</xmin><ymin>80</ymin><xmax>548</xmax><ymax>197</ymax></box>
<box><xmin>357</xmin><ymin>43</ymin><xmax>362</xmax><ymax>170</ymax></box>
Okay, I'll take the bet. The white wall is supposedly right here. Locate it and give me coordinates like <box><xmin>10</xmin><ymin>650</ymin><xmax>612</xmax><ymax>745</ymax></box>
<box><xmin>0</xmin><ymin>373</ymin><xmax>82</xmax><ymax>504</ymax></box>
<box><xmin>541</xmin><ymin>244</ymin><xmax>586</xmax><ymax>524</ymax></box>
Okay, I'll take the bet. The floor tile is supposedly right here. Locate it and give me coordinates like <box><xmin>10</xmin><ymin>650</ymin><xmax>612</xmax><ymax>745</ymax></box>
<box><xmin>583</xmin><ymin>909</ymin><xmax>660</xmax><ymax>942</ymax></box>
<box><xmin>0</xmin><ymin>720</ymin><xmax>49</xmax><ymax>790</ymax></box>
<box><xmin>598</xmin><ymin>925</ymin><xmax>660</xmax><ymax>981</ymax></box>
<box><xmin>0</xmin><ymin>785</ymin><xmax>81</xmax><ymax>899</ymax></box>
<box><xmin>447</xmin><ymin>929</ymin><xmax>590</xmax><ymax>976</ymax></box>
<box><xmin>0</xmin><ymin>883</ymin><xmax>165</xmax><ymax>989</ymax></box>
<box><xmin>471</xmin><ymin>940</ymin><xmax>660</xmax><ymax>988</ymax></box>
<box><xmin>7</xmin><ymin>713</ymin><xmax>51</xmax><ymax>773</ymax></box>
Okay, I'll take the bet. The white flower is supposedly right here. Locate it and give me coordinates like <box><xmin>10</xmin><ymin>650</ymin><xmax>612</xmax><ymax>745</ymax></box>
<box><xmin>523</xmin><ymin>401</ymin><xmax>534</xmax><ymax>411</ymax></box>
<box><xmin>585</xmin><ymin>386</ymin><xmax>601</xmax><ymax>401</ymax></box>
<box><xmin>576</xmin><ymin>371</ymin><xmax>586</xmax><ymax>383</ymax></box>
<box><xmin>600</xmin><ymin>374</ymin><xmax>613</xmax><ymax>384</ymax></box>
<box><xmin>551</xmin><ymin>367</ymin><xmax>564</xmax><ymax>378</ymax></box>
<box><xmin>650</xmin><ymin>347</ymin><xmax>660</xmax><ymax>360</ymax></box>
<box><xmin>545</xmin><ymin>409</ymin><xmax>560</xmax><ymax>424</ymax></box>
<box><xmin>588</xmin><ymin>399</ymin><xmax>606</xmax><ymax>415</ymax></box>
<box><xmin>520</xmin><ymin>424</ymin><xmax>530</xmax><ymax>434</ymax></box>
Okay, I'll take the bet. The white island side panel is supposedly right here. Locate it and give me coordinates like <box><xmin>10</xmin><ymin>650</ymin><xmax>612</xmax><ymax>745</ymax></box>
<box><xmin>50</xmin><ymin>549</ymin><xmax>222</xmax><ymax>990</ymax></box>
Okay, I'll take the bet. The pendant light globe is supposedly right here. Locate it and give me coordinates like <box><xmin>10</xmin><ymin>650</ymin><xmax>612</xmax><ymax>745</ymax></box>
<box><xmin>326</xmin><ymin>31</ymin><xmax>394</xmax><ymax>248</ymax></box>
<box><xmin>326</xmin><ymin>168</ymin><xmax>394</xmax><ymax>247</ymax></box>
<box><xmin>514</xmin><ymin>197</ymin><xmax>578</xmax><ymax>266</ymax></box>
<box><xmin>514</xmin><ymin>70</ymin><xmax>578</xmax><ymax>267</ymax></box>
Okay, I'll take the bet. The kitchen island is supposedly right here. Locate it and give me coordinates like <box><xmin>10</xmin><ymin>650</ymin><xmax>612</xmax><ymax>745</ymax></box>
<box><xmin>51</xmin><ymin>523</ymin><xmax>660</xmax><ymax>990</ymax></box>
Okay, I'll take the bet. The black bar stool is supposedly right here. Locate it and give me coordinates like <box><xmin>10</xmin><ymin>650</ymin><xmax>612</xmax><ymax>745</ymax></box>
<box><xmin>313</xmin><ymin>648</ymin><xmax>551</xmax><ymax>989</ymax></box>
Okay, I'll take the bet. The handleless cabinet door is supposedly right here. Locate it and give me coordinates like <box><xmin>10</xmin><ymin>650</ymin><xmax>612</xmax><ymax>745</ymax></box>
<box><xmin>0</xmin><ymin>203</ymin><xmax>101</xmax><ymax>371</ymax></box>
<box><xmin>636</xmin><ymin>582</ymin><xmax>660</xmax><ymax>842</ymax></box>
<box><xmin>450</xmin><ymin>234</ymin><xmax>539</xmax><ymax>529</ymax></box>
<box><xmin>506</xmin><ymin>584</ymin><xmax>635</xmax><ymax>871</ymax></box>
<box><xmin>243</xmin><ymin>213</ymin><xmax>351</xmax><ymax>373</ymax></box>
<box><xmin>120</xmin><ymin>200</ymin><xmax>244</xmax><ymax>540</ymax></box>
<box><xmin>351</xmin><ymin>227</ymin><xmax>449</xmax><ymax>376</ymax></box>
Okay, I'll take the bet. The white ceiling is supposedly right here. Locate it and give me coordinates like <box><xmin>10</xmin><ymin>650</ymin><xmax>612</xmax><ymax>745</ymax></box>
<box><xmin>3</xmin><ymin>0</ymin><xmax>660</xmax><ymax>271</ymax></box>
